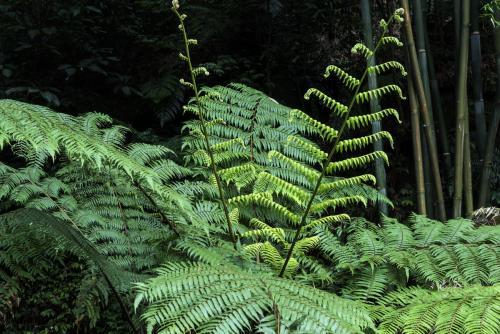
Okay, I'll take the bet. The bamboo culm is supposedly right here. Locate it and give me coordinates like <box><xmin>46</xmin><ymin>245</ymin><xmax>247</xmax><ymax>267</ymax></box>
<box><xmin>452</xmin><ymin>0</ymin><xmax>471</xmax><ymax>218</ymax></box>
<box><xmin>470</xmin><ymin>0</ymin><xmax>487</xmax><ymax>158</ymax></box>
<box><xmin>479</xmin><ymin>8</ymin><xmax>500</xmax><ymax>207</ymax></box>
<box><xmin>361</xmin><ymin>0</ymin><xmax>388</xmax><ymax>216</ymax></box>
<box><xmin>402</xmin><ymin>0</ymin><xmax>447</xmax><ymax>221</ymax></box>
<box><xmin>408</xmin><ymin>70</ymin><xmax>427</xmax><ymax>214</ymax></box>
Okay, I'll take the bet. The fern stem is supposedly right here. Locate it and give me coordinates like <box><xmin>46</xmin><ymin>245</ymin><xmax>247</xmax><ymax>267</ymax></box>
<box><xmin>173</xmin><ymin>7</ymin><xmax>236</xmax><ymax>246</ymax></box>
<box><xmin>279</xmin><ymin>14</ymin><xmax>397</xmax><ymax>277</ymax></box>
<box><xmin>133</xmin><ymin>181</ymin><xmax>180</xmax><ymax>237</ymax></box>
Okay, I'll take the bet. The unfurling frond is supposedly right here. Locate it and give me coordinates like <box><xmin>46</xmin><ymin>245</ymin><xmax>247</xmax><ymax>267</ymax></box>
<box><xmin>367</xmin><ymin>61</ymin><xmax>407</xmax><ymax>76</ymax></box>
<box><xmin>326</xmin><ymin>151</ymin><xmax>389</xmax><ymax>173</ymax></box>
<box><xmin>319</xmin><ymin>174</ymin><xmax>377</xmax><ymax>193</ymax></box>
<box><xmin>355</xmin><ymin>84</ymin><xmax>405</xmax><ymax>104</ymax></box>
<box><xmin>289</xmin><ymin>109</ymin><xmax>338</xmax><ymax>141</ymax></box>
<box><xmin>324</xmin><ymin>65</ymin><xmax>361</xmax><ymax>89</ymax></box>
<box><xmin>351</xmin><ymin>42</ymin><xmax>374</xmax><ymax>58</ymax></box>
<box><xmin>335</xmin><ymin>131</ymin><xmax>394</xmax><ymax>153</ymax></box>
<box><xmin>346</xmin><ymin>108</ymin><xmax>401</xmax><ymax>130</ymax></box>
<box><xmin>379</xmin><ymin>36</ymin><xmax>404</xmax><ymax>48</ymax></box>
<box><xmin>304</xmin><ymin>88</ymin><xmax>349</xmax><ymax>116</ymax></box>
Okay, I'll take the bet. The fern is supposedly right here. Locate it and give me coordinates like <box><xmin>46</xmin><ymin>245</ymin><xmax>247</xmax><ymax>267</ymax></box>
<box><xmin>135</xmin><ymin>262</ymin><xmax>375</xmax><ymax>334</ymax></box>
<box><xmin>373</xmin><ymin>285</ymin><xmax>500</xmax><ymax>334</ymax></box>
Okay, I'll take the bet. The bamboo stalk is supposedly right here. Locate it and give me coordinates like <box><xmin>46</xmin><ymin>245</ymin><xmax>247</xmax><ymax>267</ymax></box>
<box><xmin>424</xmin><ymin>21</ymin><xmax>453</xmax><ymax>196</ymax></box>
<box><xmin>470</xmin><ymin>0</ymin><xmax>487</xmax><ymax>157</ymax></box>
<box><xmin>360</xmin><ymin>0</ymin><xmax>388</xmax><ymax>216</ymax></box>
<box><xmin>422</xmin><ymin>135</ymin><xmax>434</xmax><ymax>217</ymax></box>
<box><xmin>402</xmin><ymin>0</ymin><xmax>447</xmax><ymax>221</ymax></box>
<box><xmin>408</xmin><ymin>70</ymin><xmax>427</xmax><ymax>214</ymax></box>
<box><xmin>452</xmin><ymin>0</ymin><xmax>471</xmax><ymax>218</ymax></box>
<box><xmin>479</xmin><ymin>9</ymin><xmax>500</xmax><ymax>207</ymax></box>
<box><xmin>464</xmin><ymin>106</ymin><xmax>474</xmax><ymax>216</ymax></box>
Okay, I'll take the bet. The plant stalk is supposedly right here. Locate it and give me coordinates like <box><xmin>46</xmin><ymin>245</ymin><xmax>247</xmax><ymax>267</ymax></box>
<box><xmin>408</xmin><ymin>70</ymin><xmax>427</xmax><ymax>214</ymax></box>
<box><xmin>173</xmin><ymin>7</ymin><xmax>236</xmax><ymax>246</ymax></box>
<box><xmin>479</xmin><ymin>9</ymin><xmax>500</xmax><ymax>207</ymax></box>
<box><xmin>279</xmin><ymin>14</ymin><xmax>398</xmax><ymax>277</ymax></box>
<box><xmin>452</xmin><ymin>0</ymin><xmax>471</xmax><ymax>217</ymax></box>
<box><xmin>470</xmin><ymin>0</ymin><xmax>487</xmax><ymax>157</ymax></box>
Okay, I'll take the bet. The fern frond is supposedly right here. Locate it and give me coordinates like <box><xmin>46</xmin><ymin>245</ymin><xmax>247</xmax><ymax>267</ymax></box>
<box><xmin>324</xmin><ymin>65</ymin><xmax>361</xmax><ymax>90</ymax></box>
<box><xmin>374</xmin><ymin>285</ymin><xmax>500</xmax><ymax>334</ymax></box>
<box><xmin>367</xmin><ymin>61</ymin><xmax>407</xmax><ymax>76</ymax></box>
<box><xmin>335</xmin><ymin>131</ymin><xmax>394</xmax><ymax>153</ymax></box>
<box><xmin>135</xmin><ymin>263</ymin><xmax>375</xmax><ymax>334</ymax></box>
<box><xmin>326</xmin><ymin>151</ymin><xmax>389</xmax><ymax>173</ymax></box>
<box><xmin>304</xmin><ymin>88</ymin><xmax>349</xmax><ymax>116</ymax></box>
<box><xmin>346</xmin><ymin>108</ymin><xmax>401</xmax><ymax>130</ymax></box>
<box><xmin>355</xmin><ymin>85</ymin><xmax>405</xmax><ymax>104</ymax></box>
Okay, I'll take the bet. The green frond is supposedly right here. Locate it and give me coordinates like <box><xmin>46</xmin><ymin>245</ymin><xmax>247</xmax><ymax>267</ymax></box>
<box><xmin>135</xmin><ymin>263</ymin><xmax>375</xmax><ymax>334</ymax></box>
<box><xmin>324</xmin><ymin>65</ymin><xmax>361</xmax><ymax>90</ymax></box>
<box><xmin>228</xmin><ymin>193</ymin><xmax>300</xmax><ymax>225</ymax></box>
<box><xmin>289</xmin><ymin>109</ymin><xmax>339</xmax><ymax>141</ymax></box>
<box><xmin>268</xmin><ymin>150</ymin><xmax>319</xmax><ymax>184</ymax></box>
<box><xmin>304</xmin><ymin>214</ymin><xmax>351</xmax><ymax>230</ymax></box>
<box><xmin>355</xmin><ymin>84</ymin><xmax>405</xmax><ymax>104</ymax></box>
<box><xmin>326</xmin><ymin>151</ymin><xmax>389</xmax><ymax>173</ymax></box>
<box><xmin>319</xmin><ymin>174</ymin><xmax>377</xmax><ymax>193</ymax></box>
<box><xmin>379</xmin><ymin>36</ymin><xmax>404</xmax><ymax>48</ymax></box>
<box><xmin>286</xmin><ymin>135</ymin><xmax>328</xmax><ymax>162</ymax></box>
<box><xmin>304</xmin><ymin>88</ymin><xmax>349</xmax><ymax>116</ymax></box>
<box><xmin>351</xmin><ymin>42</ymin><xmax>374</xmax><ymax>58</ymax></box>
<box><xmin>254</xmin><ymin>172</ymin><xmax>310</xmax><ymax>204</ymax></box>
<box><xmin>374</xmin><ymin>285</ymin><xmax>500</xmax><ymax>334</ymax></box>
<box><xmin>367</xmin><ymin>61</ymin><xmax>407</xmax><ymax>76</ymax></box>
<box><xmin>310</xmin><ymin>195</ymin><xmax>368</xmax><ymax>214</ymax></box>
<box><xmin>346</xmin><ymin>108</ymin><xmax>401</xmax><ymax>130</ymax></box>
<box><xmin>335</xmin><ymin>131</ymin><xmax>394</xmax><ymax>153</ymax></box>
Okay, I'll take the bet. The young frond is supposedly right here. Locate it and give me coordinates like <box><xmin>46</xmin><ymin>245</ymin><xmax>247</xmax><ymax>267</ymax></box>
<box><xmin>351</xmin><ymin>42</ymin><xmax>374</xmax><ymax>58</ymax></box>
<box><xmin>367</xmin><ymin>61</ymin><xmax>407</xmax><ymax>76</ymax></box>
<box><xmin>379</xmin><ymin>36</ymin><xmax>404</xmax><ymax>48</ymax></box>
<box><xmin>324</xmin><ymin>65</ymin><xmax>361</xmax><ymax>90</ymax></box>
<box><xmin>289</xmin><ymin>109</ymin><xmax>339</xmax><ymax>141</ymax></box>
<box><xmin>326</xmin><ymin>151</ymin><xmax>389</xmax><ymax>173</ymax></box>
<box><xmin>318</xmin><ymin>174</ymin><xmax>377</xmax><ymax>193</ymax></box>
<box><xmin>346</xmin><ymin>108</ymin><xmax>401</xmax><ymax>130</ymax></box>
<box><xmin>228</xmin><ymin>193</ymin><xmax>300</xmax><ymax>225</ymax></box>
<box><xmin>355</xmin><ymin>84</ymin><xmax>405</xmax><ymax>104</ymax></box>
<box><xmin>304</xmin><ymin>88</ymin><xmax>349</xmax><ymax>116</ymax></box>
<box><xmin>335</xmin><ymin>131</ymin><xmax>394</xmax><ymax>153</ymax></box>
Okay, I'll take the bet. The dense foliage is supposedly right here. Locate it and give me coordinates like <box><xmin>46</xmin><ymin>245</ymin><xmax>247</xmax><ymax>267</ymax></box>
<box><xmin>0</xmin><ymin>1</ymin><xmax>499</xmax><ymax>334</ymax></box>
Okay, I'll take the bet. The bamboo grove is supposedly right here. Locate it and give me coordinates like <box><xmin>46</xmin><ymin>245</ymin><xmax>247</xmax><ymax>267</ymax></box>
<box><xmin>0</xmin><ymin>1</ymin><xmax>499</xmax><ymax>334</ymax></box>
<box><xmin>399</xmin><ymin>0</ymin><xmax>500</xmax><ymax>219</ymax></box>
